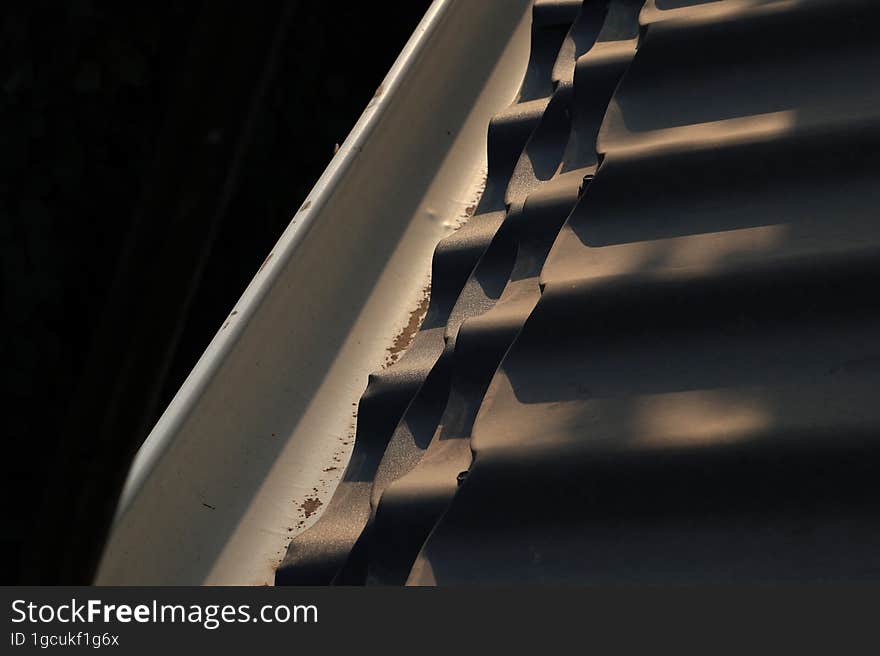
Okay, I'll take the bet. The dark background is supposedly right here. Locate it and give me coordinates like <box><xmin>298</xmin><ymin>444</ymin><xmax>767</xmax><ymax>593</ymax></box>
<box><xmin>1</xmin><ymin>0</ymin><xmax>430</xmax><ymax>584</ymax></box>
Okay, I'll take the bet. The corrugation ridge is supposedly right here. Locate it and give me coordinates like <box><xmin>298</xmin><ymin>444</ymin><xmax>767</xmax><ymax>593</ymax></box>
<box><xmin>640</xmin><ymin>0</ymin><xmax>875</xmax><ymax>32</ymax></box>
<box><xmin>519</xmin><ymin>0</ymin><xmax>584</xmax><ymax>101</ymax></box>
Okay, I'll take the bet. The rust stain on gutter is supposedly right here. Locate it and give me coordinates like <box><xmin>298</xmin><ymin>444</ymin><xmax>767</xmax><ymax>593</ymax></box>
<box><xmin>385</xmin><ymin>289</ymin><xmax>431</xmax><ymax>367</ymax></box>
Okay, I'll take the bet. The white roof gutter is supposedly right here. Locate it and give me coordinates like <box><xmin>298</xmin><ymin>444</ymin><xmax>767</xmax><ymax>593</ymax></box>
<box><xmin>96</xmin><ymin>0</ymin><xmax>532</xmax><ymax>585</ymax></box>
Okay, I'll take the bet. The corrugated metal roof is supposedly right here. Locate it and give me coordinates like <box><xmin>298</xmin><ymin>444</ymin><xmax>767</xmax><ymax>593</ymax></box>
<box><xmin>279</xmin><ymin>0</ymin><xmax>880</xmax><ymax>584</ymax></box>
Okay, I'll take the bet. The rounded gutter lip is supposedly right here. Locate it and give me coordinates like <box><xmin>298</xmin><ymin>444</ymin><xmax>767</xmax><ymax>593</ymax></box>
<box><xmin>115</xmin><ymin>0</ymin><xmax>454</xmax><ymax>518</ymax></box>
